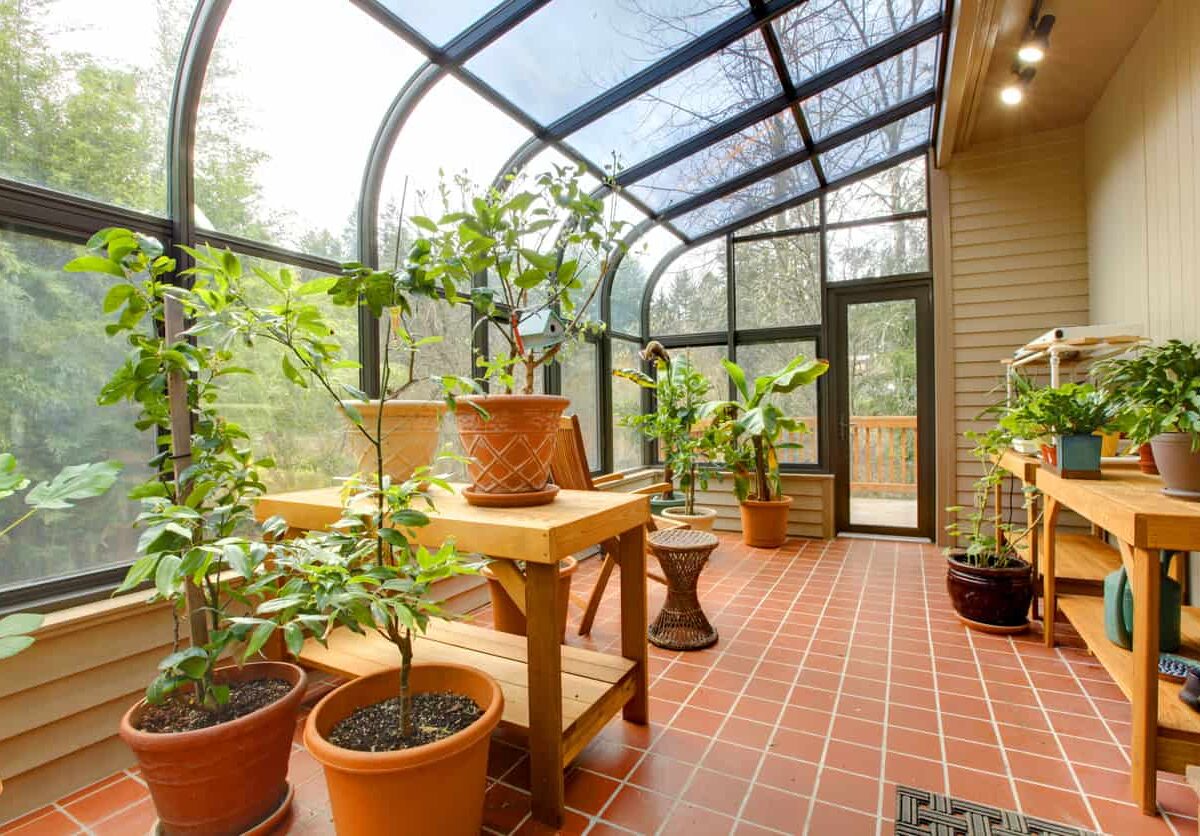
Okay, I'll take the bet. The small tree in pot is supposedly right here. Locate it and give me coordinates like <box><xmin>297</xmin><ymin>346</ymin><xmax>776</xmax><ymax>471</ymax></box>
<box><xmin>702</xmin><ymin>354</ymin><xmax>829</xmax><ymax>548</ymax></box>
<box><xmin>67</xmin><ymin>229</ymin><xmax>307</xmax><ymax>835</ymax></box>
<box><xmin>406</xmin><ymin>166</ymin><xmax>628</xmax><ymax>507</ymax></box>
<box><xmin>1094</xmin><ymin>340</ymin><xmax>1200</xmax><ymax>498</ymax></box>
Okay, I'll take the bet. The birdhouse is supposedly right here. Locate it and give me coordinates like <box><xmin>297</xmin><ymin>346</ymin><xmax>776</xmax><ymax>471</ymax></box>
<box><xmin>516</xmin><ymin>310</ymin><xmax>568</xmax><ymax>351</ymax></box>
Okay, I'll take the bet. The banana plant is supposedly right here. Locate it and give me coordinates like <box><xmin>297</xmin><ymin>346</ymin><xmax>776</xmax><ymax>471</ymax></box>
<box><xmin>0</xmin><ymin>454</ymin><xmax>122</xmax><ymax>658</ymax></box>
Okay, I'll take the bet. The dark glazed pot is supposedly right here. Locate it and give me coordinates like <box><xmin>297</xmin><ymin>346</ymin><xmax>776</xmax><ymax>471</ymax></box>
<box><xmin>945</xmin><ymin>553</ymin><xmax>1033</xmax><ymax>630</ymax></box>
<box><xmin>119</xmin><ymin>661</ymin><xmax>306</xmax><ymax>836</ymax></box>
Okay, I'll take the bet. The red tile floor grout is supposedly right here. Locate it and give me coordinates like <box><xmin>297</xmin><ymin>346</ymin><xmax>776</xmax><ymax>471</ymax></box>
<box><xmin>3</xmin><ymin>534</ymin><xmax>1200</xmax><ymax>835</ymax></box>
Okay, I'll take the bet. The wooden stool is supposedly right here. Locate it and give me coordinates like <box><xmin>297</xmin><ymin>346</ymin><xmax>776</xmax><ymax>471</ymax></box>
<box><xmin>646</xmin><ymin>529</ymin><xmax>719</xmax><ymax>651</ymax></box>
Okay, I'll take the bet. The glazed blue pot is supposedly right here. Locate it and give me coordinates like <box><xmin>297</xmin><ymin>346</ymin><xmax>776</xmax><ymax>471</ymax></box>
<box><xmin>1055</xmin><ymin>433</ymin><xmax>1102</xmax><ymax>478</ymax></box>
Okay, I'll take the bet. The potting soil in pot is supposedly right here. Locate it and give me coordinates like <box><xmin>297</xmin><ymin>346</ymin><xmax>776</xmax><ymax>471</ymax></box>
<box><xmin>328</xmin><ymin>692</ymin><xmax>482</xmax><ymax>751</ymax></box>
<box><xmin>136</xmin><ymin>678</ymin><xmax>292</xmax><ymax>733</ymax></box>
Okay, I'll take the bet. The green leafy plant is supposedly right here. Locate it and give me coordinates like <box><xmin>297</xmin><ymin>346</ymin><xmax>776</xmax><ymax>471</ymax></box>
<box><xmin>702</xmin><ymin>355</ymin><xmax>829</xmax><ymax>503</ymax></box>
<box><xmin>1093</xmin><ymin>340</ymin><xmax>1200</xmax><ymax>448</ymax></box>
<box><xmin>944</xmin><ymin>426</ymin><xmax>1037</xmax><ymax>568</ymax></box>
<box><xmin>614</xmin><ymin>343</ymin><xmax>717</xmax><ymax>512</ymax></box>
<box><xmin>406</xmin><ymin>165</ymin><xmax>628</xmax><ymax>394</ymax></box>
<box><xmin>999</xmin><ymin>382</ymin><xmax>1116</xmax><ymax>439</ymax></box>
<box><xmin>0</xmin><ymin>454</ymin><xmax>122</xmax><ymax>658</ymax></box>
<box><xmin>67</xmin><ymin>229</ymin><xmax>279</xmax><ymax>709</ymax></box>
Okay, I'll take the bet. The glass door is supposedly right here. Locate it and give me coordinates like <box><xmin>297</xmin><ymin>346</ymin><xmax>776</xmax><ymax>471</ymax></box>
<box><xmin>830</xmin><ymin>282</ymin><xmax>934</xmax><ymax>538</ymax></box>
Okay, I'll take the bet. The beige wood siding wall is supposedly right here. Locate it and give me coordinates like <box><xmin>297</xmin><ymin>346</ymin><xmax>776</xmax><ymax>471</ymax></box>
<box><xmin>944</xmin><ymin>125</ymin><xmax>1091</xmax><ymax>519</ymax></box>
<box><xmin>1085</xmin><ymin>0</ymin><xmax>1200</xmax><ymax>343</ymax></box>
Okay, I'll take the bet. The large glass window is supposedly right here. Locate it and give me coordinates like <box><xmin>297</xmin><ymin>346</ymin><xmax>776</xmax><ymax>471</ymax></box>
<box><xmin>820</xmin><ymin>108</ymin><xmax>933</xmax><ymax>181</ymax></box>
<box><xmin>195</xmin><ymin>0</ymin><xmax>420</xmax><ymax>260</ymax></box>
<box><xmin>0</xmin><ymin>0</ymin><xmax>186</xmax><ymax>214</ymax></box>
<box><xmin>609</xmin><ymin>226</ymin><xmax>680</xmax><ymax>337</ymax></box>
<box><xmin>0</xmin><ymin>230</ymin><xmax>151</xmax><ymax>590</ymax></box>
<box><xmin>826</xmin><ymin>218</ymin><xmax>929</xmax><ymax>282</ymax></box>
<box><xmin>559</xmin><ymin>341</ymin><xmax>600</xmax><ymax>469</ymax></box>
<box><xmin>611</xmin><ymin>338</ymin><xmax>645</xmax><ymax>471</ymax></box>
<box><xmin>734</xmin><ymin>233</ymin><xmax>821</xmax><ymax>328</ymax></box>
<box><xmin>826</xmin><ymin>157</ymin><xmax>927</xmax><ymax>223</ymax></box>
<box><xmin>649</xmin><ymin>241</ymin><xmax>728</xmax><ymax>335</ymax></box>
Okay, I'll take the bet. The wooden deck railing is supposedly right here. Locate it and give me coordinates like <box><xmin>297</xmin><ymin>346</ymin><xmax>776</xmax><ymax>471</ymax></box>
<box><xmin>778</xmin><ymin>415</ymin><xmax>918</xmax><ymax>495</ymax></box>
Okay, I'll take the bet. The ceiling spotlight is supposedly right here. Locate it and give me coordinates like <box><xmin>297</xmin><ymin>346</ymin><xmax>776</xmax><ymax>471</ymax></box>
<box><xmin>1001</xmin><ymin>85</ymin><xmax>1024</xmax><ymax>106</ymax></box>
<box><xmin>1018</xmin><ymin>13</ymin><xmax>1055</xmax><ymax>63</ymax></box>
<box><xmin>1000</xmin><ymin>65</ymin><xmax>1037</xmax><ymax>106</ymax></box>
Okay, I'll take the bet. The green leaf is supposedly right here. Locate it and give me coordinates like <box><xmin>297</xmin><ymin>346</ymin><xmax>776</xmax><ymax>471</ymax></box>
<box><xmin>101</xmin><ymin>283</ymin><xmax>136</xmax><ymax>313</ymax></box>
<box><xmin>154</xmin><ymin>554</ymin><xmax>181</xmax><ymax>599</ymax></box>
<box><xmin>297</xmin><ymin>277</ymin><xmax>338</xmax><ymax>296</ymax></box>
<box><xmin>0</xmin><ymin>612</ymin><xmax>44</xmax><ymax>638</ymax></box>
<box><xmin>281</xmin><ymin>354</ymin><xmax>308</xmax><ymax>389</ymax></box>
<box><xmin>25</xmin><ymin>461</ymin><xmax>123</xmax><ymax>510</ymax></box>
<box><xmin>243</xmin><ymin>621</ymin><xmax>275</xmax><ymax>661</ymax></box>
<box><xmin>0</xmin><ymin>453</ymin><xmax>29</xmax><ymax>499</ymax></box>
<box><xmin>410</xmin><ymin>215</ymin><xmax>439</xmax><ymax>233</ymax></box>
<box><xmin>722</xmin><ymin>359</ymin><xmax>750</xmax><ymax>401</ymax></box>
<box><xmin>283</xmin><ymin>623</ymin><xmax>305</xmax><ymax>657</ymax></box>
<box><xmin>64</xmin><ymin>254</ymin><xmax>126</xmax><ymax>279</ymax></box>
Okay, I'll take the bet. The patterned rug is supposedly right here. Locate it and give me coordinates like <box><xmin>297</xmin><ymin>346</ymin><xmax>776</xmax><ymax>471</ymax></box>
<box><xmin>896</xmin><ymin>786</ymin><xmax>1101</xmax><ymax>835</ymax></box>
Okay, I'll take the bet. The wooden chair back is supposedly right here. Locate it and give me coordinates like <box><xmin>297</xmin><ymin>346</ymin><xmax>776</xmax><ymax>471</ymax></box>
<box><xmin>550</xmin><ymin>415</ymin><xmax>597</xmax><ymax>491</ymax></box>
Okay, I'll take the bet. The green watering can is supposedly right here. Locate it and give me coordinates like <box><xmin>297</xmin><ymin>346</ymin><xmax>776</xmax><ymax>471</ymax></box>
<box><xmin>1104</xmin><ymin>554</ymin><xmax>1181</xmax><ymax>652</ymax></box>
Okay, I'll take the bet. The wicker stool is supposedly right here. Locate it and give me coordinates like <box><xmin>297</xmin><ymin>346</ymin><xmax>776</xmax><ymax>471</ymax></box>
<box><xmin>646</xmin><ymin>528</ymin><xmax>720</xmax><ymax>651</ymax></box>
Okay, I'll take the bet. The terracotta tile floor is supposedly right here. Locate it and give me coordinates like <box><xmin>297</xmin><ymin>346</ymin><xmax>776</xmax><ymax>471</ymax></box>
<box><xmin>5</xmin><ymin>534</ymin><xmax>1200</xmax><ymax>835</ymax></box>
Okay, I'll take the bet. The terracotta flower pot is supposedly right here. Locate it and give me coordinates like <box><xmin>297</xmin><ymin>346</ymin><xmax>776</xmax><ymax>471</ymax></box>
<box><xmin>662</xmin><ymin>506</ymin><xmax>717</xmax><ymax>532</ymax></box>
<box><xmin>454</xmin><ymin>394</ymin><xmax>569</xmax><ymax>507</ymax></box>
<box><xmin>1139</xmin><ymin>442</ymin><xmax>1160</xmax><ymax>475</ymax></box>
<box><xmin>304</xmin><ymin>663</ymin><xmax>503</xmax><ymax>836</ymax></box>
<box><xmin>738</xmin><ymin>497</ymin><xmax>793</xmax><ymax>548</ymax></box>
<box><xmin>1150</xmin><ymin>432</ymin><xmax>1200</xmax><ymax>500</ymax></box>
<box><xmin>119</xmin><ymin>661</ymin><xmax>307</xmax><ymax>836</ymax></box>
<box><xmin>481</xmin><ymin>557</ymin><xmax>577</xmax><ymax>642</ymax></box>
<box><xmin>945</xmin><ymin>553</ymin><xmax>1033</xmax><ymax>632</ymax></box>
<box><xmin>341</xmin><ymin>400</ymin><xmax>445</xmax><ymax>482</ymax></box>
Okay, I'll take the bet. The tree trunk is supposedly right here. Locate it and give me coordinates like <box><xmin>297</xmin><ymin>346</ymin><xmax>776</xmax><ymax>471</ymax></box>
<box><xmin>753</xmin><ymin>437</ymin><xmax>771</xmax><ymax>502</ymax></box>
<box><xmin>398</xmin><ymin>629</ymin><xmax>413</xmax><ymax>740</ymax></box>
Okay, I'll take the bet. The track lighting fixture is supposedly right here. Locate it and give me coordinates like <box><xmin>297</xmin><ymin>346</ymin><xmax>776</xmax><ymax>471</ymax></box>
<box><xmin>1000</xmin><ymin>65</ymin><xmax>1037</xmax><ymax>107</ymax></box>
<box><xmin>1018</xmin><ymin>12</ymin><xmax>1055</xmax><ymax>63</ymax></box>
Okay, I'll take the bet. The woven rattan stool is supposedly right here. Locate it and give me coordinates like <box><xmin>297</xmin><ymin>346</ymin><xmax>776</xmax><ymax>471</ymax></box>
<box><xmin>646</xmin><ymin>528</ymin><xmax>719</xmax><ymax>650</ymax></box>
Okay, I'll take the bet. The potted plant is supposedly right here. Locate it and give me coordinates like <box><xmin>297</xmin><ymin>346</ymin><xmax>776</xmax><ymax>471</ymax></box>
<box><xmin>703</xmin><ymin>355</ymin><xmax>829</xmax><ymax>548</ymax></box>
<box><xmin>407</xmin><ymin>166</ymin><xmax>628</xmax><ymax>506</ymax></box>
<box><xmin>1094</xmin><ymin>340</ymin><xmax>1200</xmax><ymax>498</ymax></box>
<box><xmin>945</xmin><ymin>426</ymin><xmax>1036</xmax><ymax>632</ymax></box>
<box><xmin>1000</xmin><ymin>383</ymin><xmax>1116</xmax><ymax>479</ymax></box>
<box><xmin>614</xmin><ymin>343</ymin><xmax>719</xmax><ymax>529</ymax></box>
<box><xmin>181</xmin><ymin>242</ymin><xmax>503</xmax><ymax>835</ymax></box>
<box><xmin>67</xmin><ymin>229</ymin><xmax>308</xmax><ymax>835</ymax></box>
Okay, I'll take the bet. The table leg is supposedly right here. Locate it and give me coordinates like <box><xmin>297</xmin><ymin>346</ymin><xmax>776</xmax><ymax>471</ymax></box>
<box><xmin>1131</xmin><ymin>545</ymin><xmax>1161</xmax><ymax>815</ymax></box>
<box><xmin>619</xmin><ymin>525</ymin><xmax>649</xmax><ymax>724</ymax></box>
<box><xmin>1028</xmin><ymin>489</ymin><xmax>1041</xmax><ymax>623</ymax></box>
<box><xmin>524</xmin><ymin>561</ymin><xmax>564</xmax><ymax>827</ymax></box>
<box><xmin>1042</xmin><ymin>496</ymin><xmax>1060</xmax><ymax>648</ymax></box>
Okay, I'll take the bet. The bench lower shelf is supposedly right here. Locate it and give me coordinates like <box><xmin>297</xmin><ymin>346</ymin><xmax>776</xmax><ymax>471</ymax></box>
<box><xmin>1058</xmin><ymin>595</ymin><xmax>1200</xmax><ymax>773</ymax></box>
<box><xmin>299</xmin><ymin>619</ymin><xmax>638</xmax><ymax>766</ymax></box>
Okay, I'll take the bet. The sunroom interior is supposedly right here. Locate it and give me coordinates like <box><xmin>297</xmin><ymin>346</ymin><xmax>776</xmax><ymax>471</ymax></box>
<box><xmin>2</xmin><ymin>0</ymin><xmax>1200</xmax><ymax>834</ymax></box>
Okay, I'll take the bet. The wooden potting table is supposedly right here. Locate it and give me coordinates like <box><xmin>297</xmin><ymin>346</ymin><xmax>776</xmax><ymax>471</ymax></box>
<box><xmin>255</xmin><ymin>485</ymin><xmax>651</xmax><ymax>827</ymax></box>
<box><xmin>1037</xmin><ymin>467</ymin><xmax>1200</xmax><ymax>814</ymax></box>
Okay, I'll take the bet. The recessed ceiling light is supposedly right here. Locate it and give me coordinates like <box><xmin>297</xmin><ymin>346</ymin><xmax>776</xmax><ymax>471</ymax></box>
<box><xmin>1001</xmin><ymin>85</ymin><xmax>1024</xmax><ymax>106</ymax></box>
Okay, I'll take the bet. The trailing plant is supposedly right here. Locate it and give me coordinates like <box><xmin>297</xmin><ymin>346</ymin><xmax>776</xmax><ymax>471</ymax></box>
<box><xmin>701</xmin><ymin>355</ymin><xmax>829</xmax><ymax>503</ymax></box>
<box><xmin>999</xmin><ymin>382</ymin><xmax>1116</xmax><ymax>439</ymax></box>
<box><xmin>177</xmin><ymin>244</ymin><xmax>480</xmax><ymax>741</ymax></box>
<box><xmin>1093</xmin><ymin>340</ymin><xmax>1200</xmax><ymax>448</ymax></box>
<box><xmin>406</xmin><ymin>165</ymin><xmax>628</xmax><ymax>394</ymax></box>
<box><xmin>68</xmin><ymin>229</ymin><xmax>280</xmax><ymax>710</ymax></box>
<box><xmin>0</xmin><ymin>454</ymin><xmax>122</xmax><ymax>658</ymax></box>
<box><xmin>945</xmin><ymin>426</ymin><xmax>1037</xmax><ymax>568</ymax></box>
<box><xmin>613</xmin><ymin>343</ymin><xmax>716</xmax><ymax>511</ymax></box>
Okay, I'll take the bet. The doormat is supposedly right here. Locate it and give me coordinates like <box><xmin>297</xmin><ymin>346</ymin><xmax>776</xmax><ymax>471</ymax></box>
<box><xmin>895</xmin><ymin>786</ymin><xmax>1100</xmax><ymax>835</ymax></box>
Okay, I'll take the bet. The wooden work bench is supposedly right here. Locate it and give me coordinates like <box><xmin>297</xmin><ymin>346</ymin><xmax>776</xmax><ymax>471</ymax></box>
<box><xmin>1037</xmin><ymin>466</ymin><xmax>1199</xmax><ymax>814</ymax></box>
<box><xmin>255</xmin><ymin>485</ymin><xmax>651</xmax><ymax>828</ymax></box>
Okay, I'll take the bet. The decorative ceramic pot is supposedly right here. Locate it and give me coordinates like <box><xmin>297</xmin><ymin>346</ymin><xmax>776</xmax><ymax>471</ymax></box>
<box><xmin>1103</xmin><ymin>558</ymin><xmax>1181</xmax><ymax>651</ymax></box>
<box><xmin>304</xmin><ymin>663</ymin><xmax>503</xmax><ymax>836</ymax></box>
<box><xmin>1150</xmin><ymin>432</ymin><xmax>1200</xmax><ymax>500</ymax></box>
<box><xmin>454</xmin><ymin>395</ymin><xmax>569</xmax><ymax>507</ymax></box>
<box><xmin>119</xmin><ymin>661</ymin><xmax>306</xmax><ymax>836</ymax></box>
<box><xmin>738</xmin><ymin>497</ymin><xmax>792</xmax><ymax>548</ymax></box>
<box><xmin>1053</xmin><ymin>433</ymin><xmax>1102</xmax><ymax>479</ymax></box>
<box><xmin>482</xmin><ymin>557</ymin><xmax>577</xmax><ymax>642</ymax></box>
<box><xmin>341</xmin><ymin>400</ymin><xmax>444</xmax><ymax>482</ymax></box>
<box><xmin>945</xmin><ymin>553</ymin><xmax>1033</xmax><ymax>632</ymax></box>
<box><xmin>649</xmin><ymin>493</ymin><xmax>687</xmax><ymax>515</ymax></box>
<box><xmin>661</xmin><ymin>506</ymin><xmax>717</xmax><ymax>532</ymax></box>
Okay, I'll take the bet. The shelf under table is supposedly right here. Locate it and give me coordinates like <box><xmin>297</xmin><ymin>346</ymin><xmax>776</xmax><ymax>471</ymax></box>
<box><xmin>298</xmin><ymin>618</ymin><xmax>638</xmax><ymax>766</ymax></box>
<box><xmin>1059</xmin><ymin>595</ymin><xmax>1200</xmax><ymax>773</ymax></box>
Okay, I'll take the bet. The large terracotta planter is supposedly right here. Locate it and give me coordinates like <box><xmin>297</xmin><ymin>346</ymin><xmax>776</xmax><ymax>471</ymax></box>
<box><xmin>662</xmin><ymin>506</ymin><xmax>717</xmax><ymax>532</ymax></box>
<box><xmin>119</xmin><ymin>661</ymin><xmax>306</xmax><ymax>836</ymax></box>
<box><xmin>738</xmin><ymin>496</ymin><xmax>793</xmax><ymax>548</ymax></box>
<box><xmin>341</xmin><ymin>400</ymin><xmax>445</xmax><ymax>482</ymax></box>
<box><xmin>1150</xmin><ymin>432</ymin><xmax>1200</xmax><ymax>500</ymax></box>
<box><xmin>481</xmin><ymin>557</ymin><xmax>577</xmax><ymax>642</ymax></box>
<box><xmin>454</xmin><ymin>394</ymin><xmax>569</xmax><ymax>507</ymax></box>
<box><xmin>945</xmin><ymin>553</ymin><xmax>1033</xmax><ymax>633</ymax></box>
<box><xmin>304</xmin><ymin>663</ymin><xmax>503</xmax><ymax>836</ymax></box>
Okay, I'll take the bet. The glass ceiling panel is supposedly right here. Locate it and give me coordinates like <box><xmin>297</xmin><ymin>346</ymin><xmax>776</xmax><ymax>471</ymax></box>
<box><xmin>624</xmin><ymin>111</ymin><xmax>802</xmax><ymax>212</ymax></box>
<box><xmin>609</xmin><ymin>225</ymin><xmax>679</xmax><ymax>336</ymax></box>
<box><xmin>774</xmin><ymin>0</ymin><xmax>942</xmax><ymax>83</ymax></box>
<box><xmin>734</xmin><ymin>198</ymin><xmax>819</xmax><ymax>235</ymax></box>
<box><xmin>802</xmin><ymin>38</ymin><xmax>938</xmax><ymax>141</ymax></box>
<box><xmin>195</xmin><ymin>0</ymin><xmax>420</xmax><ymax>260</ymax></box>
<box><xmin>819</xmin><ymin>108</ymin><xmax>932</xmax><ymax>182</ymax></box>
<box><xmin>567</xmin><ymin>31</ymin><xmax>779</xmax><ymax>170</ymax></box>
<box><xmin>826</xmin><ymin>156</ymin><xmax>926</xmax><ymax>223</ymax></box>
<box><xmin>466</xmin><ymin>0</ymin><xmax>745</xmax><ymax>125</ymax></box>
<box><xmin>381</xmin><ymin>0</ymin><xmax>505</xmax><ymax>46</ymax></box>
<box><xmin>669</xmin><ymin>160</ymin><xmax>818</xmax><ymax>238</ymax></box>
